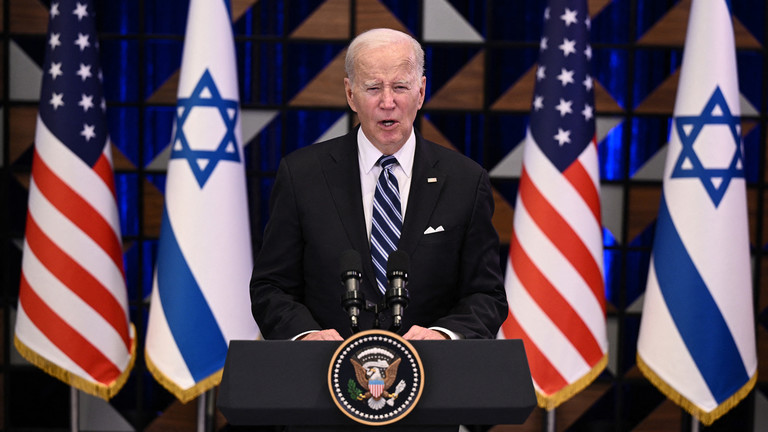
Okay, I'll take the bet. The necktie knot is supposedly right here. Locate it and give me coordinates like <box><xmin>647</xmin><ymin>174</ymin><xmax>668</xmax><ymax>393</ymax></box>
<box><xmin>379</xmin><ymin>155</ymin><xmax>398</xmax><ymax>170</ymax></box>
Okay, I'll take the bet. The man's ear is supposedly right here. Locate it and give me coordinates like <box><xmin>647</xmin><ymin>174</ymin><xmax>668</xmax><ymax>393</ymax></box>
<box><xmin>344</xmin><ymin>77</ymin><xmax>357</xmax><ymax>112</ymax></box>
<box><xmin>417</xmin><ymin>76</ymin><xmax>426</xmax><ymax>109</ymax></box>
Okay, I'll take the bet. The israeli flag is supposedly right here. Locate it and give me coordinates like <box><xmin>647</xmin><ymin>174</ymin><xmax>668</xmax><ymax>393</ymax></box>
<box><xmin>636</xmin><ymin>0</ymin><xmax>756</xmax><ymax>425</ymax></box>
<box><xmin>145</xmin><ymin>0</ymin><xmax>259</xmax><ymax>402</ymax></box>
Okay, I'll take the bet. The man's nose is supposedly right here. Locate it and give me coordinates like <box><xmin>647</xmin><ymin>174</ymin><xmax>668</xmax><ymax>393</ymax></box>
<box><xmin>379</xmin><ymin>88</ymin><xmax>396</xmax><ymax>108</ymax></box>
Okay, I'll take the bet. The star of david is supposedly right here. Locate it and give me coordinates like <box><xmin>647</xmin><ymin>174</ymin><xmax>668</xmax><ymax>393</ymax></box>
<box><xmin>671</xmin><ymin>86</ymin><xmax>744</xmax><ymax>207</ymax></box>
<box><xmin>171</xmin><ymin>69</ymin><xmax>240</xmax><ymax>188</ymax></box>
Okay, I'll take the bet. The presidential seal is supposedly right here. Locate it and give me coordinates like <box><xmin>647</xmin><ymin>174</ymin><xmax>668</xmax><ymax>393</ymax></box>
<box><xmin>328</xmin><ymin>329</ymin><xmax>424</xmax><ymax>426</ymax></box>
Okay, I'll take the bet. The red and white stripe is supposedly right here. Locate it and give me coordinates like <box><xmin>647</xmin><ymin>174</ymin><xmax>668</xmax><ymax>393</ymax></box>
<box><xmin>499</xmin><ymin>130</ymin><xmax>607</xmax><ymax>407</ymax></box>
<box><xmin>15</xmin><ymin>117</ymin><xmax>134</xmax><ymax>395</ymax></box>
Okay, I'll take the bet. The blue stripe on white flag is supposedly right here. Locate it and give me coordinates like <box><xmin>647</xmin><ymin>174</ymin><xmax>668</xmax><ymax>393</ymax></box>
<box><xmin>653</xmin><ymin>195</ymin><xmax>749</xmax><ymax>403</ymax></box>
<box><xmin>156</xmin><ymin>206</ymin><xmax>228</xmax><ymax>381</ymax></box>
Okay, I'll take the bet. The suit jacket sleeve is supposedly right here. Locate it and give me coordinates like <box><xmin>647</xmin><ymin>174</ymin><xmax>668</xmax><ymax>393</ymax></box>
<box><xmin>249</xmin><ymin>157</ymin><xmax>321</xmax><ymax>339</ymax></box>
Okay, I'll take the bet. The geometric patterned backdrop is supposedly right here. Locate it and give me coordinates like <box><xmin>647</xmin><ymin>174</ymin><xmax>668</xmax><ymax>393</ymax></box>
<box><xmin>1</xmin><ymin>0</ymin><xmax>767</xmax><ymax>430</ymax></box>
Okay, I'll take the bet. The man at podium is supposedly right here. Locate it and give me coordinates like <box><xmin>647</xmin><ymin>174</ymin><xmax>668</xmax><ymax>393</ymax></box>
<box><xmin>249</xmin><ymin>28</ymin><xmax>507</xmax><ymax>342</ymax></box>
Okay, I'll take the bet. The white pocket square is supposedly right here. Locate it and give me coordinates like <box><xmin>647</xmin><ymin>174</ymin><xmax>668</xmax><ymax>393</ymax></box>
<box><xmin>424</xmin><ymin>225</ymin><xmax>444</xmax><ymax>235</ymax></box>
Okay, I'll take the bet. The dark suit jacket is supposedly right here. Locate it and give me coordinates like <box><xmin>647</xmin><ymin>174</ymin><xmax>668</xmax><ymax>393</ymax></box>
<box><xmin>250</xmin><ymin>128</ymin><xmax>507</xmax><ymax>340</ymax></box>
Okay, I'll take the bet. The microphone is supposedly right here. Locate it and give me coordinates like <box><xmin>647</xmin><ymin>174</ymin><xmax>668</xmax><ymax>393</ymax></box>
<box><xmin>339</xmin><ymin>249</ymin><xmax>363</xmax><ymax>333</ymax></box>
<box><xmin>386</xmin><ymin>250</ymin><xmax>410</xmax><ymax>332</ymax></box>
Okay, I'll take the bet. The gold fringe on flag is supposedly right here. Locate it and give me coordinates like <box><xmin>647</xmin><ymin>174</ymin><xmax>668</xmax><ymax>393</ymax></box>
<box><xmin>637</xmin><ymin>354</ymin><xmax>757</xmax><ymax>426</ymax></box>
<box><xmin>14</xmin><ymin>324</ymin><xmax>137</xmax><ymax>401</ymax></box>
<box><xmin>537</xmin><ymin>353</ymin><xmax>608</xmax><ymax>410</ymax></box>
<box><xmin>145</xmin><ymin>351</ymin><xmax>223</xmax><ymax>404</ymax></box>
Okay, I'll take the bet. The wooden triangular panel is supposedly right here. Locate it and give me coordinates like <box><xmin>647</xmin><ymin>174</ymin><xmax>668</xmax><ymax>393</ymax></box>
<box><xmin>638</xmin><ymin>0</ymin><xmax>760</xmax><ymax>49</ymax></box>
<box><xmin>291</xmin><ymin>0</ymin><xmax>350</xmax><ymax>40</ymax></box>
<box><xmin>627</xmin><ymin>185</ymin><xmax>661</xmax><ymax>243</ymax></box>
<box><xmin>10</xmin><ymin>106</ymin><xmax>36</xmax><ymax>164</ymax></box>
<box><xmin>743</xmin><ymin>119</ymin><xmax>757</xmax><ymax>138</ymax></box>
<box><xmin>588</xmin><ymin>0</ymin><xmax>612</xmax><ymax>18</ymax></box>
<box><xmin>420</xmin><ymin>116</ymin><xmax>456</xmax><ymax>151</ymax></box>
<box><xmin>289</xmin><ymin>50</ymin><xmax>348</xmax><ymax>107</ymax></box>
<box><xmin>632</xmin><ymin>400</ymin><xmax>683</xmax><ymax>432</ymax></box>
<box><xmin>634</xmin><ymin>69</ymin><xmax>679</xmax><ymax>115</ymax></box>
<box><xmin>356</xmin><ymin>0</ymin><xmax>409</xmax><ymax>35</ymax></box>
<box><xmin>490</xmin><ymin>65</ymin><xmax>535</xmax><ymax>111</ymax></box>
<box><xmin>111</xmin><ymin>142</ymin><xmax>136</xmax><ymax>171</ymax></box>
<box><xmin>594</xmin><ymin>80</ymin><xmax>623</xmax><ymax>114</ymax></box>
<box><xmin>232</xmin><ymin>0</ymin><xmax>259</xmax><ymax>22</ymax></box>
<box><xmin>425</xmin><ymin>51</ymin><xmax>484</xmax><ymax>110</ymax></box>
<box><xmin>734</xmin><ymin>16</ymin><xmax>762</xmax><ymax>49</ymax></box>
<box><xmin>146</xmin><ymin>70</ymin><xmax>179</xmax><ymax>104</ymax></box>
<box><xmin>637</xmin><ymin>0</ymin><xmax>694</xmax><ymax>46</ymax></box>
<box><xmin>10</xmin><ymin>0</ymin><xmax>48</xmax><ymax>34</ymax></box>
<box><xmin>14</xmin><ymin>172</ymin><xmax>31</xmax><ymax>189</ymax></box>
<box><xmin>142</xmin><ymin>178</ymin><xmax>164</xmax><ymax>237</ymax></box>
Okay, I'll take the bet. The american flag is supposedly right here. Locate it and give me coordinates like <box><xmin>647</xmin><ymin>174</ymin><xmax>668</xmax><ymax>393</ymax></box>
<box><xmin>14</xmin><ymin>0</ymin><xmax>135</xmax><ymax>400</ymax></box>
<box><xmin>498</xmin><ymin>0</ymin><xmax>607</xmax><ymax>409</ymax></box>
<box><xmin>636</xmin><ymin>0</ymin><xmax>756</xmax><ymax>425</ymax></box>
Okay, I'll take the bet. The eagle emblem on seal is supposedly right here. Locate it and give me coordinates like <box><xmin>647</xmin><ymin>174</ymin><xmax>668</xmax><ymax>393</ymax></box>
<box><xmin>349</xmin><ymin>347</ymin><xmax>407</xmax><ymax>410</ymax></box>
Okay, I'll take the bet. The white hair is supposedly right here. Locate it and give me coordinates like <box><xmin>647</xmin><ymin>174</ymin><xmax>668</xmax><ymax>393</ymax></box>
<box><xmin>345</xmin><ymin>28</ymin><xmax>425</xmax><ymax>86</ymax></box>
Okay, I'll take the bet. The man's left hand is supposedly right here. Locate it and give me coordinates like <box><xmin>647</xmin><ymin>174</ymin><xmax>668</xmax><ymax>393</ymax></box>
<box><xmin>402</xmin><ymin>325</ymin><xmax>449</xmax><ymax>340</ymax></box>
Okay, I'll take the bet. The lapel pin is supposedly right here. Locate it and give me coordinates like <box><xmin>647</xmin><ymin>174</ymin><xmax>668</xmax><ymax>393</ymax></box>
<box><xmin>427</xmin><ymin>177</ymin><xmax>437</xmax><ymax>183</ymax></box>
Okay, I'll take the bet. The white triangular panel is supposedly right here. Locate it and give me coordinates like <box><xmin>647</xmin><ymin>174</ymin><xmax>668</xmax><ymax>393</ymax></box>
<box><xmin>10</xmin><ymin>41</ymin><xmax>43</xmax><ymax>101</ymax></box>
<box><xmin>241</xmin><ymin>109</ymin><xmax>279</xmax><ymax>144</ymax></box>
<box><xmin>146</xmin><ymin>144</ymin><xmax>172</xmax><ymax>171</ymax></box>
<box><xmin>314</xmin><ymin>113</ymin><xmax>350</xmax><ymax>143</ymax></box>
<box><xmin>632</xmin><ymin>144</ymin><xmax>668</xmax><ymax>181</ymax></box>
<box><xmin>597</xmin><ymin>116</ymin><xmax>622</xmax><ymax>142</ymax></box>
<box><xmin>423</xmin><ymin>0</ymin><xmax>484</xmax><ymax>42</ymax></box>
<box><xmin>741</xmin><ymin>93</ymin><xmax>758</xmax><ymax>117</ymax></box>
<box><xmin>489</xmin><ymin>138</ymin><xmax>525</xmax><ymax>179</ymax></box>
<box><xmin>627</xmin><ymin>293</ymin><xmax>644</xmax><ymax>313</ymax></box>
<box><xmin>601</xmin><ymin>184</ymin><xmax>624</xmax><ymax>245</ymax></box>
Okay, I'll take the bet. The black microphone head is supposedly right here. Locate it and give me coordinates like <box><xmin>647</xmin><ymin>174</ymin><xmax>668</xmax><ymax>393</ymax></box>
<box><xmin>339</xmin><ymin>249</ymin><xmax>362</xmax><ymax>279</ymax></box>
<box><xmin>386</xmin><ymin>250</ymin><xmax>409</xmax><ymax>278</ymax></box>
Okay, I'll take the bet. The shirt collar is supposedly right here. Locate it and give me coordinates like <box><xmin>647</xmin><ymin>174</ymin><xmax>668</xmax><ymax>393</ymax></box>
<box><xmin>357</xmin><ymin>127</ymin><xmax>415</xmax><ymax>178</ymax></box>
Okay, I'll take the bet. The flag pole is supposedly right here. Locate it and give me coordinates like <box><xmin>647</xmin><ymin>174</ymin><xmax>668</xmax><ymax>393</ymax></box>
<box><xmin>691</xmin><ymin>417</ymin><xmax>700</xmax><ymax>432</ymax></box>
<box><xmin>197</xmin><ymin>391</ymin><xmax>206</xmax><ymax>432</ymax></box>
<box><xmin>206</xmin><ymin>388</ymin><xmax>216</xmax><ymax>431</ymax></box>
<box><xmin>197</xmin><ymin>389</ymin><xmax>216</xmax><ymax>432</ymax></box>
<box><xmin>70</xmin><ymin>387</ymin><xmax>78</xmax><ymax>432</ymax></box>
<box><xmin>197</xmin><ymin>392</ymin><xmax>208</xmax><ymax>432</ymax></box>
<box><xmin>544</xmin><ymin>408</ymin><xmax>555</xmax><ymax>432</ymax></box>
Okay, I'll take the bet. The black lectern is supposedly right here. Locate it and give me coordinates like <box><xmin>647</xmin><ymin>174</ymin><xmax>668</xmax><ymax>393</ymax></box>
<box><xmin>218</xmin><ymin>339</ymin><xmax>536</xmax><ymax>428</ymax></box>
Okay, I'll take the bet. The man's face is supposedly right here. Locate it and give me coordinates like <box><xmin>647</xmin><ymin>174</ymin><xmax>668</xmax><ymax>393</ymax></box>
<box><xmin>344</xmin><ymin>42</ymin><xmax>426</xmax><ymax>154</ymax></box>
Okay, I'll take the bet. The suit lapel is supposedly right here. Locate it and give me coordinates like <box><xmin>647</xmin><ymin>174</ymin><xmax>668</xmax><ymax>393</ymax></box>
<box><xmin>399</xmin><ymin>135</ymin><xmax>444</xmax><ymax>257</ymax></box>
<box><xmin>320</xmin><ymin>131</ymin><xmax>377</xmax><ymax>288</ymax></box>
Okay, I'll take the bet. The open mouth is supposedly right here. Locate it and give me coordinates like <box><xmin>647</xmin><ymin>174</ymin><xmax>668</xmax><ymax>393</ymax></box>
<box><xmin>380</xmin><ymin>120</ymin><xmax>396</xmax><ymax>127</ymax></box>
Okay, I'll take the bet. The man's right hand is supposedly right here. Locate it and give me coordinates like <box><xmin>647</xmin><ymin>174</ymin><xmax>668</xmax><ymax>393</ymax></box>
<box><xmin>298</xmin><ymin>329</ymin><xmax>343</xmax><ymax>340</ymax></box>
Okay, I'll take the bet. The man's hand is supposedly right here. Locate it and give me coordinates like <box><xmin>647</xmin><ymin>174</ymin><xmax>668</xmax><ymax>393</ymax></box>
<box><xmin>403</xmin><ymin>325</ymin><xmax>449</xmax><ymax>340</ymax></box>
<box><xmin>298</xmin><ymin>329</ymin><xmax>343</xmax><ymax>341</ymax></box>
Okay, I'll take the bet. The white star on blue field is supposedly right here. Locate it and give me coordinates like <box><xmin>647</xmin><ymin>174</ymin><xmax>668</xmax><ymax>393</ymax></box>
<box><xmin>671</xmin><ymin>86</ymin><xmax>744</xmax><ymax>207</ymax></box>
<box><xmin>171</xmin><ymin>69</ymin><xmax>240</xmax><ymax>188</ymax></box>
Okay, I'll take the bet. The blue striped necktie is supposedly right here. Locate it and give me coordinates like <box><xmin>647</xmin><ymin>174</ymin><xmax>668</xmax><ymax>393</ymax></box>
<box><xmin>371</xmin><ymin>155</ymin><xmax>402</xmax><ymax>294</ymax></box>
